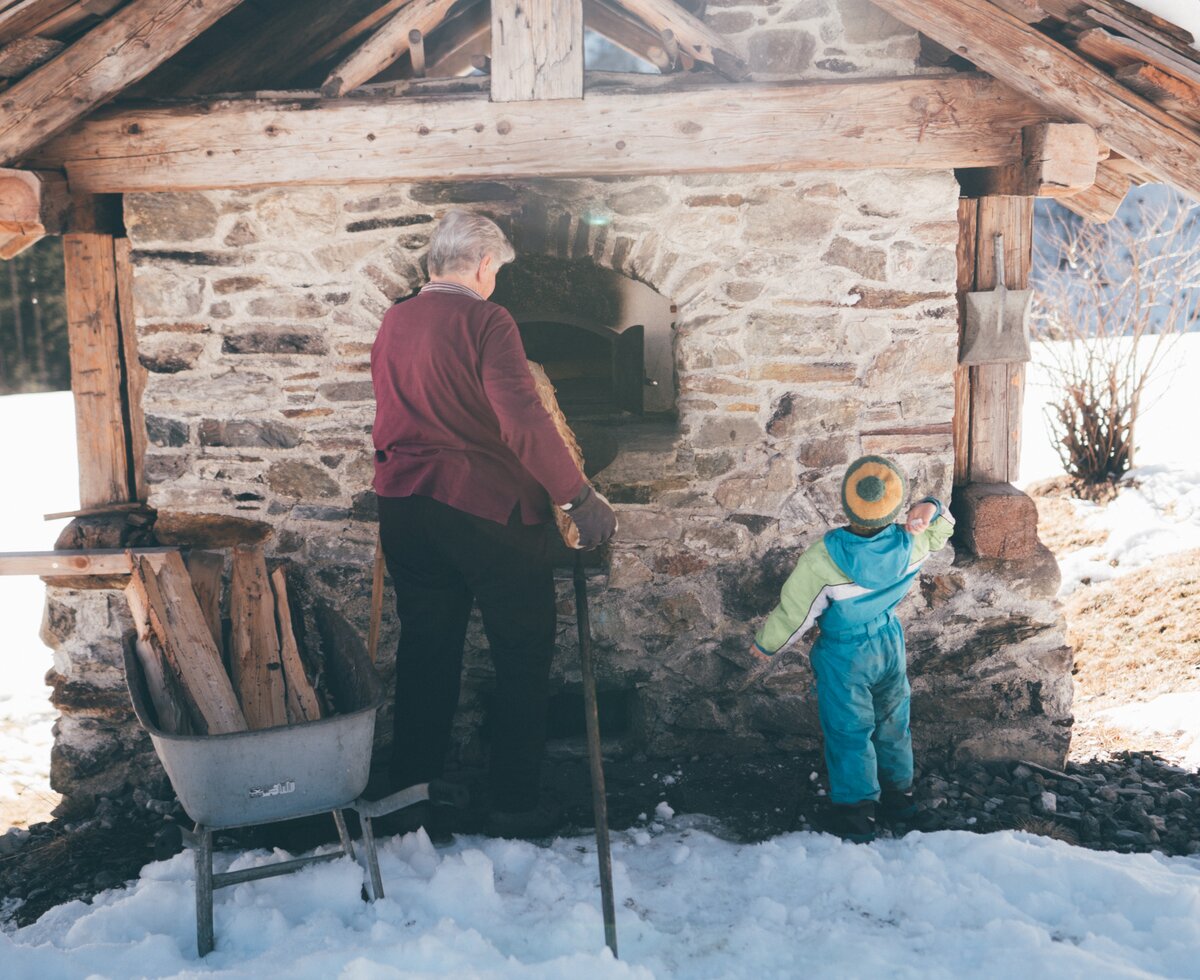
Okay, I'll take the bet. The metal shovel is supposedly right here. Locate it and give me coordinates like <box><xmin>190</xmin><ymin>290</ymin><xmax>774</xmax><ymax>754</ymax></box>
<box><xmin>959</xmin><ymin>232</ymin><xmax>1033</xmax><ymax>366</ymax></box>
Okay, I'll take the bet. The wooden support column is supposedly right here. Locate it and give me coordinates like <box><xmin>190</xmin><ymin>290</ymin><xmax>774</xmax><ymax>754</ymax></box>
<box><xmin>63</xmin><ymin>226</ymin><xmax>145</xmax><ymax>509</ymax></box>
<box><xmin>490</xmin><ymin>0</ymin><xmax>583</xmax><ymax>102</ymax></box>
<box><xmin>952</xmin><ymin>194</ymin><xmax>1041</xmax><ymax>560</ymax></box>
<box><xmin>968</xmin><ymin>195</ymin><xmax>1032</xmax><ymax>485</ymax></box>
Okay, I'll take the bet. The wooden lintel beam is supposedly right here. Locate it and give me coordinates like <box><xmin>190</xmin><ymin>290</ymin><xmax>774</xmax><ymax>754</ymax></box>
<box><xmin>491</xmin><ymin>0</ymin><xmax>583</xmax><ymax>102</ymax></box>
<box><xmin>867</xmin><ymin>0</ymin><xmax>1200</xmax><ymax>202</ymax></box>
<box><xmin>33</xmin><ymin>74</ymin><xmax>1053</xmax><ymax>193</ymax></box>
<box><xmin>0</xmin><ymin>0</ymin><xmax>246</xmax><ymax>168</ymax></box>
<box><xmin>0</xmin><ymin>166</ymin><xmax>68</xmax><ymax>257</ymax></box>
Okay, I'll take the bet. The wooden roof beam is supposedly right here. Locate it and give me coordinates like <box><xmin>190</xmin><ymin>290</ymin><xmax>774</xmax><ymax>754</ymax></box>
<box><xmin>867</xmin><ymin>0</ymin><xmax>1200</xmax><ymax>202</ymax></box>
<box><xmin>0</xmin><ymin>0</ymin><xmax>246</xmax><ymax>168</ymax></box>
<box><xmin>33</xmin><ymin>73</ymin><xmax>1053</xmax><ymax>192</ymax></box>
<box><xmin>586</xmin><ymin>0</ymin><xmax>670</xmax><ymax>72</ymax></box>
<box><xmin>1058</xmin><ymin>158</ymin><xmax>1132</xmax><ymax>222</ymax></box>
<box><xmin>959</xmin><ymin>121</ymin><xmax>1105</xmax><ymax>197</ymax></box>
<box><xmin>605</xmin><ymin>0</ymin><xmax>747</xmax><ymax>80</ymax></box>
<box><xmin>322</xmin><ymin>0</ymin><xmax>462</xmax><ymax>98</ymax></box>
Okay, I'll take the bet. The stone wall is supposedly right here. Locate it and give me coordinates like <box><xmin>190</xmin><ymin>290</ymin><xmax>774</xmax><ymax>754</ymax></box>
<box><xmin>37</xmin><ymin>5</ymin><xmax>1073</xmax><ymax>807</ymax></box>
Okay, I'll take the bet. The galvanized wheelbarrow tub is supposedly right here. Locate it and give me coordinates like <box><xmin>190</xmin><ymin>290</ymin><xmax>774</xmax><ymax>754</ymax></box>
<box><xmin>121</xmin><ymin>596</ymin><xmax>393</xmax><ymax>956</ymax></box>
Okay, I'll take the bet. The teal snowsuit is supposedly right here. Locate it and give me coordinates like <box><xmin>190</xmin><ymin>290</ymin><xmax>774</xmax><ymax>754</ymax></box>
<box><xmin>754</xmin><ymin>502</ymin><xmax>954</xmax><ymax>805</ymax></box>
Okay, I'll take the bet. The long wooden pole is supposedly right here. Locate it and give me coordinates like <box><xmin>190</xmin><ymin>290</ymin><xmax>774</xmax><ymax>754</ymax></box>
<box><xmin>574</xmin><ymin>551</ymin><xmax>617</xmax><ymax>958</ymax></box>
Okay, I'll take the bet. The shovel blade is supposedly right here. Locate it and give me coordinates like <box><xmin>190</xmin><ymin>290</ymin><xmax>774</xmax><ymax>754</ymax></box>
<box><xmin>960</xmin><ymin>288</ymin><xmax>1033</xmax><ymax>366</ymax></box>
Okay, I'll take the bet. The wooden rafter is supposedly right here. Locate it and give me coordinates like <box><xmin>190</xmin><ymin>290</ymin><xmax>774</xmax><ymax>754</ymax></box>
<box><xmin>322</xmin><ymin>0</ymin><xmax>462</xmax><ymax>98</ymax></box>
<box><xmin>425</xmin><ymin>0</ymin><xmax>490</xmax><ymax>77</ymax></box>
<box><xmin>867</xmin><ymin>0</ymin><xmax>1200</xmax><ymax>202</ymax></box>
<box><xmin>0</xmin><ymin>0</ymin><xmax>246</xmax><ymax>167</ymax></box>
<box><xmin>32</xmin><ymin>73</ymin><xmax>1052</xmax><ymax>192</ymax></box>
<box><xmin>586</xmin><ymin>0</ymin><xmax>670</xmax><ymax>72</ymax></box>
<box><xmin>605</xmin><ymin>0</ymin><xmax>747</xmax><ymax>80</ymax></box>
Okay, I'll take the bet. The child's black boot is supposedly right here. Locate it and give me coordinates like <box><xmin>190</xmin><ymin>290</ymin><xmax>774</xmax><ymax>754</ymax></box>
<box><xmin>817</xmin><ymin>801</ymin><xmax>876</xmax><ymax>843</ymax></box>
<box><xmin>880</xmin><ymin>787</ymin><xmax>919</xmax><ymax>822</ymax></box>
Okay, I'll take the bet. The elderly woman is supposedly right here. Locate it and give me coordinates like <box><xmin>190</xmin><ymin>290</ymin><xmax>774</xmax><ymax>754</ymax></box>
<box><xmin>371</xmin><ymin>210</ymin><xmax>617</xmax><ymax>837</ymax></box>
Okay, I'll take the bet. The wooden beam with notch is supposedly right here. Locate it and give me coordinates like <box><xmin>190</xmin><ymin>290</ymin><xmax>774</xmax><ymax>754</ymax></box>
<box><xmin>961</xmin><ymin>121</ymin><xmax>1104</xmax><ymax>197</ymax></box>
<box><xmin>585</xmin><ymin>0</ymin><xmax>670</xmax><ymax>72</ymax></box>
<box><xmin>0</xmin><ymin>0</ymin><xmax>246</xmax><ymax>168</ymax></box>
<box><xmin>0</xmin><ymin>546</ymin><xmax>174</xmax><ymax>577</ymax></box>
<box><xmin>1058</xmin><ymin>157</ymin><xmax>1131</xmax><ymax>221</ymax></box>
<box><xmin>491</xmin><ymin>0</ymin><xmax>583</xmax><ymax>102</ymax></box>
<box><xmin>868</xmin><ymin>0</ymin><xmax>1200</xmax><ymax>202</ymax></box>
<box><xmin>34</xmin><ymin>74</ymin><xmax>1053</xmax><ymax>192</ymax></box>
<box><xmin>0</xmin><ymin>166</ymin><xmax>68</xmax><ymax>258</ymax></box>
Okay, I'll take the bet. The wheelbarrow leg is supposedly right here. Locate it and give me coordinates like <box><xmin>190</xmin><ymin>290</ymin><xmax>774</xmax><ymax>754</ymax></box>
<box><xmin>359</xmin><ymin>815</ymin><xmax>385</xmax><ymax>901</ymax></box>
<box><xmin>194</xmin><ymin>824</ymin><xmax>214</xmax><ymax>957</ymax></box>
<box><xmin>332</xmin><ymin>809</ymin><xmax>356</xmax><ymax>861</ymax></box>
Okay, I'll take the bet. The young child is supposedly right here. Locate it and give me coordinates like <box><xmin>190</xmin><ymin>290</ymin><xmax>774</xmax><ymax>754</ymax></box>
<box><xmin>751</xmin><ymin>455</ymin><xmax>954</xmax><ymax>842</ymax></box>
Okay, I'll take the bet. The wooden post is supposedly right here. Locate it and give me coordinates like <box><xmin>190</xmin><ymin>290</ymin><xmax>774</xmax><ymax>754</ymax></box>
<box><xmin>967</xmin><ymin>196</ymin><xmax>1032</xmax><ymax>485</ymax></box>
<box><xmin>114</xmin><ymin>237</ymin><xmax>148</xmax><ymax>503</ymax></box>
<box><xmin>409</xmin><ymin>29</ymin><xmax>426</xmax><ymax>78</ymax></box>
<box><xmin>491</xmin><ymin>0</ymin><xmax>583</xmax><ymax>102</ymax></box>
<box><xmin>63</xmin><ymin>232</ymin><xmax>130</xmax><ymax>509</ymax></box>
<box><xmin>954</xmin><ymin>197</ymin><xmax>977</xmax><ymax>486</ymax></box>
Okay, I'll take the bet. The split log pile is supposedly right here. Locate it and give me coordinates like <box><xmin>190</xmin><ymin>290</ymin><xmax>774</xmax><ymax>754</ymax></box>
<box><xmin>124</xmin><ymin>547</ymin><xmax>327</xmax><ymax>735</ymax></box>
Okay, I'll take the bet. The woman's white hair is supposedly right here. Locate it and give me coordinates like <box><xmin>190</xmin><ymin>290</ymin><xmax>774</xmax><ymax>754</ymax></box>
<box><xmin>427</xmin><ymin>209</ymin><xmax>516</xmax><ymax>276</ymax></box>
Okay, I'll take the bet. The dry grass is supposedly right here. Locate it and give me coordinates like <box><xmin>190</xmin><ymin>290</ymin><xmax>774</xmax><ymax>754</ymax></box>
<box><xmin>1013</xmin><ymin>816</ymin><xmax>1079</xmax><ymax>845</ymax></box>
<box><xmin>1029</xmin><ymin>480</ymin><xmax>1200</xmax><ymax>764</ymax></box>
<box><xmin>1065</xmin><ymin>549</ymin><xmax>1200</xmax><ymax>709</ymax></box>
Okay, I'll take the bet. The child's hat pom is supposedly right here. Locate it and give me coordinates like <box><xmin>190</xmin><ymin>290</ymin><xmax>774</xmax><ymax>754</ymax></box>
<box><xmin>841</xmin><ymin>455</ymin><xmax>906</xmax><ymax>528</ymax></box>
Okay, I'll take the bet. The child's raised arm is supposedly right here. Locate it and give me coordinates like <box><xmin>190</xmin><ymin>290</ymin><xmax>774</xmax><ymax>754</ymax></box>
<box><xmin>905</xmin><ymin>497</ymin><xmax>954</xmax><ymax>561</ymax></box>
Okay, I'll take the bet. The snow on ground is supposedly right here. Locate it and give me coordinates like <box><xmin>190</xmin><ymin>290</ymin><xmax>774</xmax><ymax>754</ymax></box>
<box><xmin>0</xmin><ymin>392</ymin><xmax>77</xmax><ymax>827</ymax></box>
<box><xmin>1100</xmin><ymin>694</ymin><xmax>1200</xmax><ymax>771</ymax></box>
<box><xmin>1021</xmin><ymin>332</ymin><xmax>1200</xmax><ymax>596</ymax></box>
<box><xmin>5</xmin><ymin>815</ymin><xmax>1200</xmax><ymax>978</ymax></box>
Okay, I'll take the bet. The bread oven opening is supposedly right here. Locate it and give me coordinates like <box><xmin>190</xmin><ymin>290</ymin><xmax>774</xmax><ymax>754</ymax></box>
<box><xmin>492</xmin><ymin>255</ymin><xmax>675</xmax><ymax>424</ymax></box>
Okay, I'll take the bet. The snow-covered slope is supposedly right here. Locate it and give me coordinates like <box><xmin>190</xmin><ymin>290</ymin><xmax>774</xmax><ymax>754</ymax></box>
<box><xmin>5</xmin><ymin>817</ymin><xmax>1200</xmax><ymax>978</ymax></box>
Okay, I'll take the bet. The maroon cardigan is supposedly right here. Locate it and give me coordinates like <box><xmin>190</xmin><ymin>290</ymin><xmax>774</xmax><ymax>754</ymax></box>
<box><xmin>371</xmin><ymin>287</ymin><xmax>586</xmax><ymax>525</ymax></box>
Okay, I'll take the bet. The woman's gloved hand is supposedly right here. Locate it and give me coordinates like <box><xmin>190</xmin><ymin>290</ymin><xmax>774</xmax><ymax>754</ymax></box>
<box><xmin>565</xmin><ymin>485</ymin><xmax>618</xmax><ymax>549</ymax></box>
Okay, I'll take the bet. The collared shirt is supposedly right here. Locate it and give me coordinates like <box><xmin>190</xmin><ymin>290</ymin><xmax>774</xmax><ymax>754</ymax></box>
<box><xmin>371</xmin><ymin>286</ymin><xmax>586</xmax><ymax>525</ymax></box>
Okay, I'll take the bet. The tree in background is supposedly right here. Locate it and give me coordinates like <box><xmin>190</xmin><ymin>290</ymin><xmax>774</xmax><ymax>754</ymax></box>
<box><xmin>0</xmin><ymin>238</ymin><xmax>69</xmax><ymax>395</ymax></box>
<box><xmin>1032</xmin><ymin>187</ymin><xmax>1200</xmax><ymax>484</ymax></box>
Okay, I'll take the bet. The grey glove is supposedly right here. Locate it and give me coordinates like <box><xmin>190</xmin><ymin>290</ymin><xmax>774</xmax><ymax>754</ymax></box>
<box><xmin>565</xmin><ymin>485</ymin><xmax>618</xmax><ymax>550</ymax></box>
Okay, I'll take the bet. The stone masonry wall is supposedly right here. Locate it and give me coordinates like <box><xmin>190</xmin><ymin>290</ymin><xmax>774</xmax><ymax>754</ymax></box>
<box><xmin>38</xmin><ymin>6</ymin><xmax>1073</xmax><ymax>807</ymax></box>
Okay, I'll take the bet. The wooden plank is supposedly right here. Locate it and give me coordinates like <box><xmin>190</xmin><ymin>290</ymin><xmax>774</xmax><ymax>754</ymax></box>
<box><xmin>1073</xmin><ymin>26</ymin><xmax>1200</xmax><ymax>88</ymax></box>
<box><xmin>0</xmin><ymin>0</ymin><xmax>76</xmax><ymax>45</ymax></box>
<box><xmin>0</xmin><ymin>0</ymin><xmax>246</xmax><ymax>167</ymax></box>
<box><xmin>1115</xmin><ymin>62</ymin><xmax>1200</xmax><ymax>122</ymax></box>
<box><xmin>229</xmin><ymin>546</ymin><xmax>288</xmax><ymax>730</ymax></box>
<box><xmin>968</xmin><ymin>196</ymin><xmax>1033</xmax><ymax>485</ymax></box>
<box><xmin>1059</xmin><ymin>158</ymin><xmax>1131</xmax><ymax>221</ymax></box>
<box><xmin>184</xmin><ymin>550</ymin><xmax>224</xmax><ymax>655</ymax></box>
<box><xmin>990</xmin><ymin>0</ymin><xmax>1050</xmax><ymax>23</ymax></box>
<box><xmin>63</xmin><ymin>232</ymin><xmax>129</xmax><ymax>508</ymax></box>
<box><xmin>124</xmin><ymin>566</ymin><xmax>191</xmax><ymax>734</ymax></box>
<box><xmin>0</xmin><ymin>35</ymin><xmax>62</xmax><ymax>78</ymax></box>
<box><xmin>963</xmin><ymin>121</ymin><xmax>1103</xmax><ymax>197</ymax></box>
<box><xmin>1087</xmin><ymin>0</ymin><xmax>1195</xmax><ymax>47</ymax></box>
<box><xmin>43</xmin><ymin>500</ymin><xmax>144</xmax><ymax>521</ymax></box>
<box><xmin>491</xmin><ymin>0</ymin><xmax>583</xmax><ymax>102</ymax></box>
<box><xmin>321</xmin><ymin>0</ymin><xmax>461</xmax><ymax>98</ymax></box>
<box><xmin>132</xmin><ymin>552</ymin><xmax>246</xmax><ymax>735</ymax></box>
<box><xmin>954</xmin><ymin>196</ymin><xmax>977</xmax><ymax>487</ymax></box>
<box><xmin>368</xmin><ymin>535</ymin><xmax>384</xmax><ymax>664</ymax></box>
<box><xmin>868</xmin><ymin>0</ymin><xmax>1200</xmax><ymax>202</ymax></box>
<box><xmin>1086</xmin><ymin>6</ymin><xmax>1199</xmax><ymax>65</ymax></box>
<box><xmin>605</xmin><ymin>0</ymin><xmax>747</xmax><ymax>80</ymax></box>
<box><xmin>270</xmin><ymin>566</ymin><xmax>321</xmax><ymax>724</ymax></box>
<box><xmin>305</xmin><ymin>0</ymin><xmax>412</xmax><ymax>69</ymax></box>
<box><xmin>34</xmin><ymin>74</ymin><xmax>1052</xmax><ymax>192</ymax></box>
<box><xmin>585</xmin><ymin>0</ymin><xmax>670</xmax><ymax>72</ymax></box>
<box><xmin>114</xmin><ymin>237</ymin><xmax>147</xmax><ymax>503</ymax></box>
<box><xmin>0</xmin><ymin>547</ymin><xmax>174</xmax><ymax>576</ymax></box>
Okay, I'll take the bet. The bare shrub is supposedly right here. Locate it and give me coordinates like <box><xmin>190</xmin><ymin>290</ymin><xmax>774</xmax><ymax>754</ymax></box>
<box><xmin>1032</xmin><ymin>192</ymin><xmax>1200</xmax><ymax>484</ymax></box>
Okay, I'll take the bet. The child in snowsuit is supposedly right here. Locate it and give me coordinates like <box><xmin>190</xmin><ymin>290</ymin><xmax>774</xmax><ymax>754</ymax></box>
<box><xmin>751</xmin><ymin>455</ymin><xmax>954</xmax><ymax>842</ymax></box>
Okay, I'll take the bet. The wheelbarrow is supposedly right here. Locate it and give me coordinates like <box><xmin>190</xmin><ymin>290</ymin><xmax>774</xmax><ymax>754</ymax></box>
<box><xmin>122</xmin><ymin>597</ymin><xmax>464</xmax><ymax>956</ymax></box>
